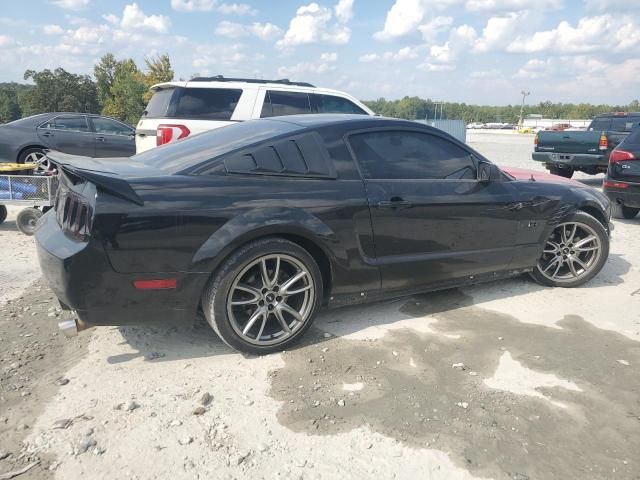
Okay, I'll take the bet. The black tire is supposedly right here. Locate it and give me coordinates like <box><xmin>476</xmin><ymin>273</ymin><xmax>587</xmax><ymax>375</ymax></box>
<box><xmin>547</xmin><ymin>165</ymin><xmax>574</xmax><ymax>178</ymax></box>
<box><xmin>530</xmin><ymin>211</ymin><xmax>609</xmax><ymax>288</ymax></box>
<box><xmin>202</xmin><ymin>237</ymin><xmax>323</xmax><ymax>355</ymax></box>
<box><xmin>0</xmin><ymin>205</ymin><xmax>7</xmax><ymax>224</ymax></box>
<box><xmin>18</xmin><ymin>147</ymin><xmax>46</xmax><ymax>165</ymax></box>
<box><xmin>16</xmin><ymin>207</ymin><xmax>43</xmax><ymax>236</ymax></box>
<box><xmin>611</xmin><ymin>204</ymin><xmax>639</xmax><ymax>220</ymax></box>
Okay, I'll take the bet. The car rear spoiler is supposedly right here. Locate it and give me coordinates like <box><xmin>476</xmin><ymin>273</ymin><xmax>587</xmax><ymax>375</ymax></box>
<box><xmin>46</xmin><ymin>151</ymin><xmax>144</xmax><ymax>206</ymax></box>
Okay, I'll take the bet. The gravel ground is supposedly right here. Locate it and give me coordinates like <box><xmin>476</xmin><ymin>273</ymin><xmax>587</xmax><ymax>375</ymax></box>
<box><xmin>0</xmin><ymin>132</ymin><xmax>639</xmax><ymax>479</ymax></box>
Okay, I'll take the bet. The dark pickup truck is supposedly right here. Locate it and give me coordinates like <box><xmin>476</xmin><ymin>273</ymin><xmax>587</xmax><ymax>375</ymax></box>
<box><xmin>533</xmin><ymin>112</ymin><xmax>640</xmax><ymax>178</ymax></box>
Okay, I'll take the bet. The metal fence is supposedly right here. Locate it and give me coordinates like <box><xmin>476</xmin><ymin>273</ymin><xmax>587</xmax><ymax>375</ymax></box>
<box><xmin>415</xmin><ymin>119</ymin><xmax>467</xmax><ymax>143</ymax></box>
<box><xmin>0</xmin><ymin>174</ymin><xmax>58</xmax><ymax>205</ymax></box>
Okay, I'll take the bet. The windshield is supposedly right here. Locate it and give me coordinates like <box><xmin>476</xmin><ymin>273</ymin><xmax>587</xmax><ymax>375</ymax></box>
<box><xmin>133</xmin><ymin>119</ymin><xmax>302</xmax><ymax>173</ymax></box>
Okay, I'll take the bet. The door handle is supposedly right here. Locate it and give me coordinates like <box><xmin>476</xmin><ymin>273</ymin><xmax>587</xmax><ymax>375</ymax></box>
<box><xmin>378</xmin><ymin>198</ymin><xmax>412</xmax><ymax>209</ymax></box>
<box><xmin>96</xmin><ymin>136</ymin><xmax>105</xmax><ymax>142</ymax></box>
<box><xmin>41</xmin><ymin>131</ymin><xmax>53</xmax><ymax>137</ymax></box>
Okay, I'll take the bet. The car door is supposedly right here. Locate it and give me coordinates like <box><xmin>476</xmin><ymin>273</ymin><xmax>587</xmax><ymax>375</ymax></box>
<box><xmin>347</xmin><ymin>128</ymin><xmax>523</xmax><ymax>292</ymax></box>
<box><xmin>90</xmin><ymin>117</ymin><xmax>136</xmax><ymax>157</ymax></box>
<box><xmin>37</xmin><ymin>115</ymin><xmax>95</xmax><ymax>157</ymax></box>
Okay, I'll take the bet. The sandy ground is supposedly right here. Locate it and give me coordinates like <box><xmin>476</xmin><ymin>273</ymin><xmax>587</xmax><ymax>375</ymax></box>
<box><xmin>0</xmin><ymin>132</ymin><xmax>639</xmax><ymax>479</ymax></box>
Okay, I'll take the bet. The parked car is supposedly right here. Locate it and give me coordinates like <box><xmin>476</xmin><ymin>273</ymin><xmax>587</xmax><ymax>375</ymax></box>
<box><xmin>0</xmin><ymin>113</ymin><xmax>135</xmax><ymax>165</ymax></box>
<box><xmin>604</xmin><ymin>126</ymin><xmax>640</xmax><ymax>219</ymax></box>
<box><xmin>467</xmin><ymin>122</ymin><xmax>485</xmax><ymax>129</ymax></box>
<box><xmin>36</xmin><ymin>115</ymin><xmax>611</xmax><ymax>354</ymax></box>
<box><xmin>533</xmin><ymin>112</ymin><xmax>640</xmax><ymax>178</ymax></box>
<box><xmin>135</xmin><ymin>76</ymin><xmax>374</xmax><ymax>153</ymax></box>
<box><xmin>545</xmin><ymin>123</ymin><xmax>571</xmax><ymax>131</ymax></box>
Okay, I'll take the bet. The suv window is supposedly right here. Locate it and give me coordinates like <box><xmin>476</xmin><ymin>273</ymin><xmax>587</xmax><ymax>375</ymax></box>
<box><xmin>174</xmin><ymin>88</ymin><xmax>242</xmax><ymax>120</ymax></box>
<box><xmin>610</xmin><ymin>117</ymin><xmax>639</xmax><ymax>132</ymax></box>
<box><xmin>143</xmin><ymin>88</ymin><xmax>175</xmax><ymax>118</ymax></box>
<box><xmin>349</xmin><ymin>130</ymin><xmax>475</xmax><ymax>180</ymax></box>
<box><xmin>92</xmin><ymin>117</ymin><xmax>132</xmax><ymax>136</ymax></box>
<box><xmin>311</xmin><ymin>94</ymin><xmax>366</xmax><ymax>115</ymax></box>
<box><xmin>261</xmin><ymin>91</ymin><xmax>311</xmax><ymax>118</ymax></box>
<box><xmin>589</xmin><ymin>118</ymin><xmax>610</xmax><ymax>131</ymax></box>
<box><xmin>41</xmin><ymin>115</ymin><xmax>89</xmax><ymax>132</ymax></box>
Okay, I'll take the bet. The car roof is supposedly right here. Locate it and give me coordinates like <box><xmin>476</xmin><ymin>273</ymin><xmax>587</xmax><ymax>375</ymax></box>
<box><xmin>263</xmin><ymin>113</ymin><xmax>429</xmax><ymax>130</ymax></box>
<box><xmin>594</xmin><ymin>112</ymin><xmax>640</xmax><ymax>118</ymax></box>
<box><xmin>150</xmin><ymin>80</ymin><xmax>360</xmax><ymax>97</ymax></box>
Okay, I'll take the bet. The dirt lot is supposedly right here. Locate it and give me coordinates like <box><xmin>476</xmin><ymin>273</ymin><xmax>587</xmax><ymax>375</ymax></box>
<box><xmin>1</xmin><ymin>132</ymin><xmax>639</xmax><ymax>479</ymax></box>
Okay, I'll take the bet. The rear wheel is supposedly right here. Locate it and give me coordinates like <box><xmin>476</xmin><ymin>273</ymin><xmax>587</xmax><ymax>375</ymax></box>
<box><xmin>202</xmin><ymin>238</ymin><xmax>323</xmax><ymax>354</ymax></box>
<box><xmin>16</xmin><ymin>207</ymin><xmax>42</xmax><ymax>236</ymax></box>
<box><xmin>547</xmin><ymin>165</ymin><xmax>574</xmax><ymax>178</ymax></box>
<box><xmin>611</xmin><ymin>204</ymin><xmax>639</xmax><ymax>220</ymax></box>
<box><xmin>0</xmin><ymin>205</ymin><xmax>7</xmax><ymax>224</ymax></box>
<box><xmin>18</xmin><ymin>147</ymin><xmax>45</xmax><ymax>165</ymax></box>
<box><xmin>530</xmin><ymin>211</ymin><xmax>608</xmax><ymax>287</ymax></box>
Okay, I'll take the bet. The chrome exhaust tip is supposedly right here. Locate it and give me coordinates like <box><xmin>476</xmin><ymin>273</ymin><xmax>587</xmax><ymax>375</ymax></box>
<box><xmin>58</xmin><ymin>317</ymin><xmax>91</xmax><ymax>338</ymax></box>
<box><xmin>58</xmin><ymin>319</ymin><xmax>78</xmax><ymax>338</ymax></box>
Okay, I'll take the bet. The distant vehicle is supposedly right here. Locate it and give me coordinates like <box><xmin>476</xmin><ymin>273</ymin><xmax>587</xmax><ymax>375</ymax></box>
<box><xmin>135</xmin><ymin>76</ymin><xmax>374</xmax><ymax>153</ymax></box>
<box><xmin>533</xmin><ymin>112</ymin><xmax>640</xmax><ymax>178</ymax></box>
<box><xmin>604</xmin><ymin>126</ymin><xmax>640</xmax><ymax>219</ymax></box>
<box><xmin>0</xmin><ymin>113</ymin><xmax>135</xmax><ymax>165</ymax></box>
<box><xmin>36</xmin><ymin>115</ymin><xmax>611</xmax><ymax>354</ymax></box>
<box><xmin>467</xmin><ymin>122</ymin><xmax>485</xmax><ymax>129</ymax></box>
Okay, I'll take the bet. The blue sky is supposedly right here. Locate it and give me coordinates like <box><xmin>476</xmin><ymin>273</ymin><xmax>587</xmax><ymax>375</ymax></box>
<box><xmin>0</xmin><ymin>0</ymin><xmax>638</xmax><ymax>105</ymax></box>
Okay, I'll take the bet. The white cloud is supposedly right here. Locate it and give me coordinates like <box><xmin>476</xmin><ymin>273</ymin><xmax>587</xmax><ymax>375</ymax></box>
<box><xmin>584</xmin><ymin>0</ymin><xmax>640</xmax><ymax>10</ymax></box>
<box><xmin>334</xmin><ymin>0</ymin><xmax>354</xmax><ymax>23</ymax></box>
<box><xmin>170</xmin><ymin>0</ymin><xmax>215</xmax><ymax>11</ymax></box>
<box><xmin>43</xmin><ymin>24</ymin><xmax>64</xmax><ymax>35</ymax></box>
<box><xmin>50</xmin><ymin>0</ymin><xmax>89</xmax><ymax>10</ymax></box>
<box><xmin>358</xmin><ymin>46</ymin><xmax>420</xmax><ymax>62</ymax></box>
<box><xmin>466</xmin><ymin>0</ymin><xmax>560</xmax><ymax>12</ymax></box>
<box><xmin>102</xmin><ymin>13</ymin><xmax>119</xmax><ymax>25</ymax></box>
<box><xmin>420</xmin><ymin>24</ymin><xmax>476</xmax><ymax>71</ymax></box>
<box><xmin>474</xmin><ymin>12</ymin><xmax>525</xmax><ymax>53</ymax></box>
<box><xmin>215</xmin><ymin>21</ymin><xmax>282</xmax><ymax>40</ymax></box>
<box><xmin>507</xmin><ymin>14</ymin><xmax>640</xmax><ymax>54</ymax></box>
<box><xmin>192</xmin><ymin>43</ymin><xmax>247</xmax><ymax>70</ymax></box>
<box><xmin>418</xmin><ymin>16</ymin><xmax>453</xmax><ymax>41</ymax></box>
<box><xmin>218</xmin><ymin>3</ymin><xmax>258</xmax><ymax>15</ymax></box>
<box><xmin>374</xmin><ymin>0</ymin><xmax>425</xmax><ymax>40</ymax></box>
<box><xmin>277</xmin><ymin>2</ymin><xmax>352</xmax><ymax>48</ymax></box>
<box><xmin>0</xmin><ymin>35</ymin><xmax>14</xmax><ymax>48</ymax></box>
<box><xmin>120</xmin><ymin>3</ymin><xmax>171</xmax><ymax>33</ymax></box>
<box><xmin>320</xmin><ymin>52</ymin><xmax>338</xmax><ymax>61</ymax></box>
<box><xmin>277</xmin><ymin>52</ymin><xmax>338</xmax><ymax>77</ymax></box>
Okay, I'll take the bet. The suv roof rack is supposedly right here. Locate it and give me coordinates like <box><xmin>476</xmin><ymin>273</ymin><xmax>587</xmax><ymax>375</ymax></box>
<box><xmin>188</xmin><ymin>75</ymin><xmax>315</xmax><ymax>88</ymax></box>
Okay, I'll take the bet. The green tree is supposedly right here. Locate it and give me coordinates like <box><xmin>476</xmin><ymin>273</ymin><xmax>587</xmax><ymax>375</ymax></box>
<box><xmin>102</xmin><ymin>59</ymin><xmax>146</xmax><ymax>125</ymax></box>
<box><xmin>22</xmin><ymin>68</ymin><xmax>99</xmax><ymax>116</ymax></box>
<box><xmin>0</xmin><ymin>85</ymin><xmax>23</xmax><ymax>122</ymax></box>
<box><xmin>143</xmin><ymin>54</ymin><xmax>174</xmax><ymax>102</ymax></box>
<box><xmin>94</xmin><ymin>53</ymin><xmax>119</xmax><ymax>108</ymax></box>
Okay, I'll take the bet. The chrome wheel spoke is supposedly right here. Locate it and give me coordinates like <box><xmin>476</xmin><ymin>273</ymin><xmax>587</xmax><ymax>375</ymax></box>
<box><xmin>571</xmin><ymin>255</ymin><xmax>588</xmax><ymax>271</ymax></box>
<box><xmin>567</xmin><ymin>258</ymin><xmax>579</xmax><ymax>277</ymax></box>
<box><xmin>573</xmin><ymin>235</ymin><xmax>597</xmax><ymax>249</ymax></box>
<box><xmin>561</xmin><ymin>224</ymin><xmax>577</xmax><ymax>244</ymax></box>
<box><xmin>543</xmin><ymin>241</ymin><xmax>560</xmax><ymax>254</ymax></box>
<box><xmin>242</xmin><ymin>307</ymin><xmax>265</xmax><ymax>335</ymax></box>
<box><xmin>284</xmin><ymin>284</ymin><xmax>312</xmax><ymax>295</ymax></box>
<box><xmin>274</xmin><ymin>307</ymin><xmax>292</xmax><ymax>333</ymax></box>
<box><xmin>232</xmin><ymin>284</ymin><xmax>262</xmax><ymax>305</ymax></box>
<box><xmin>280</xmin><ymin>302</ymin><xmax>303</xmax><ymax>322</ymax></box>
<box><xmin>280</xmin><ymin>271</ymin><xmax>307</xmax><ymax>295</ymax></box>
<box><xmin>542</xmin><ymin>256</ymin><xmax>561</xmax><ymax>273</ymax></box>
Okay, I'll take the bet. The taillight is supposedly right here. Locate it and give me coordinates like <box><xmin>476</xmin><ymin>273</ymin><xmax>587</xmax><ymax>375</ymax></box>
<box><xmin>603</xmin><ymin>180</ymin><xmax>629</xmax><ymax>189</ymax></box>
<box><xmin>609</xmin><ymin>149</ymin><xmax>635</xmax><ymax>164</ymax></box>
<box><xmin>534</xmin><ymin>134</ymin><xmax>538</xmax><ymax>146</ymax></box>
<box><xmin>599</xmin><ymin>133</ymin><xmax>608</xmax><ymax>151</ymax></box>
<box><xmin>56</xmin><ymin>192</ymin><xmax>92</xmax><ymax>240</ymax></box>
<box><xmin>156</xmin><ymin>124</ymin><xmax>190</xmax><ymax>146</ymax></box>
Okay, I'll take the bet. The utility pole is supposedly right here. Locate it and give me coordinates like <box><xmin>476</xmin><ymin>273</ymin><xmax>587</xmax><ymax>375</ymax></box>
<box><xmin>519</xmin><ymin>90</ymin><xmax>530</xmax><ymax>129</ymax></box>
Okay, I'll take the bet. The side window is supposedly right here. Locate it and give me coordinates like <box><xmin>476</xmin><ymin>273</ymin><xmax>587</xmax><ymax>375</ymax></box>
<box><xmin>51</xmin><ymin>116</ymin><xmax>89</xmax><ymax>132</ymax></box>
<box><xmin>261</xmin><ymin>91</ymin><xmax>311</xmax><ymax>118</ymax></box>
<box><xmin>610</xmin><ymin>117</ymin><xmax>639</xmax><ymax>132</ymax></box>
<box><xmin>311</xmin><ymin>94</ymin><xmax>367</xmax><ymax>115</ymax></box>
<box><xmin>92</xmin><ymin>118</ymin><xmax>133</xmax><ymax>136</ymax></box>
<box><xmin>174</xmin><ymin>88</ymin><xmax>242</xmax><ymax>120</ymax></box>
<box><xmin>349</xmin><ymin>130</ymin><xmax>475</xmax><ymax>180</ymax></box>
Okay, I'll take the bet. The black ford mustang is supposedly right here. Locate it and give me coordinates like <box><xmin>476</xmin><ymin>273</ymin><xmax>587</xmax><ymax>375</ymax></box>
<box><xmin>36</xmin><ymin>115</ymin><xmax>611</xmax><ymax>354</ymax></box>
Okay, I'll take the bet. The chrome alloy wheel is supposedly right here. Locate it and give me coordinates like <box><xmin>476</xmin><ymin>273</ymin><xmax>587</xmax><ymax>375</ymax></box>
<box><xmin>25</xmin><ymin>151</ymin><xmax>45</xmax><ymax>163</ymax></box>
<box><xmin>537</xmin><ymin>221</ymin><xmax>602</xmax><ymax>284</ymax></box>
<box><xmin>227</xmin><ymin>254</ymin><xmax>315</xmax><ymax>346</ymax></box>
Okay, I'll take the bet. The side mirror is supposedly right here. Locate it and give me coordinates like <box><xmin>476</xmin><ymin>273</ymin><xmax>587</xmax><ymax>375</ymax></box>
<box><xmin>477</xmin><ymin>161</ymin><xmax>493</xmax><ymax>183</ymax></box>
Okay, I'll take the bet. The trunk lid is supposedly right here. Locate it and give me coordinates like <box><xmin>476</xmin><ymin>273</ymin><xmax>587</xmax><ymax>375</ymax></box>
<box><xmin>535</xmin><ymin>130</ymin><xmax>604</xmax><ymax>154</ymax></box>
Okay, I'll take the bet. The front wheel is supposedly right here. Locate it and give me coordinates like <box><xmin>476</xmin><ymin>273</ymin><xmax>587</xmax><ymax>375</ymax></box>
<box><xmin>530</xmin><ymin>211</ymin><xmax>609</xmax><ymax>287</ymax></box>
<box><xmin>202</xmin><ymin>238</ymin><xmax>323</xmax><ymax>354</ymax></box>
<box><xmin>611</xmin><ymin>204</ymin><xmax>639</xmax><ymax>220</ymax></box>
<box><xmin>16</xmin><ymin>207</ymin><xmax>42</xmax><ymax>236</ymax></box>
<box><xmin>0</xmin><ymin>205</ymin><xmax>7</xmax><ymax>224</ymax></box>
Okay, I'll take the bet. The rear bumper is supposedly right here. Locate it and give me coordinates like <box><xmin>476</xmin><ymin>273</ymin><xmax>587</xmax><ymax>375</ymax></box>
<box><xmin>532</xmin><ymin>151</ymin><xmax>606</xmax><ymax>167</ymax></box>
<box><xmin>604</xmin><ymin>181</ymin><xmax>640</xmax><ymax>208</ymax></box>
<box><xmin>35</xmin><ymin>211</ymin><xmax>208</xmax><ymax>326</ymax></box>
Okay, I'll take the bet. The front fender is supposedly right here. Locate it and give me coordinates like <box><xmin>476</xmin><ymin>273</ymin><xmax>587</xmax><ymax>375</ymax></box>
<box><xmin>190</xmin><ymin>207</ymin><xmax>340</xmax><ymax>274</ymax></box>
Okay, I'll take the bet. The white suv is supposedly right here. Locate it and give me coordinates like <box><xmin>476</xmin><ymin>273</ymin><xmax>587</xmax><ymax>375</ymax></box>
<box><xmin>135</xmin><ymin>76</ymin><xmax>374</xmax><ymax>153</ymax></box>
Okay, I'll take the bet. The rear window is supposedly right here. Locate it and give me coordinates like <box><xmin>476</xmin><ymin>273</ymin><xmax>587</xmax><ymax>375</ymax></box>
<box><xmin>610</xmin><ymin>117</ymin><xmax>640</xmax><ymax>132</ymax></box>
<box><xmin>174</xmin><ymin>88</ymin><xmax>242</xmax><ymax>120</ymax></box>
<box><xmin>133</xmin><ymin>119</ymin><xmax>302</xmax><ymax>173</ymax></box>
<box><xmin>143</xmin><ymin>88</ymin><xmax>175</xmax><ymax>118</ymax></box>
<box><xmin>311</xmin><ymin>94</ymin><xmax>367</xmax><ymax>115</ymax></box>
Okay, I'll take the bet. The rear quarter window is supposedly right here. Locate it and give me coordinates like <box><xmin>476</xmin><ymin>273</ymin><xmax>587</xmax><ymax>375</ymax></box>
<box><xmin>143</xmin><ymin>88</ymin><xmax>175</xmax><ymax>119</ymax></box>
<box><xmin>174</xmin><ymin>88</ymin><xmax>242</xmax><ymax>120</ymax></box>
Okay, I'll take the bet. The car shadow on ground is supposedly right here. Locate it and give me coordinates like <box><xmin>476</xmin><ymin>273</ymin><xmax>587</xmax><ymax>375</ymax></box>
<box><xmin>110</xmin><ymin>250</ymin><xmax>631</xmax><ymax>365</ymax></box>
<box><xmin>0</xmin><ymin>219</ymin><xmax>17</xmax><ymax>232</ymax></box>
